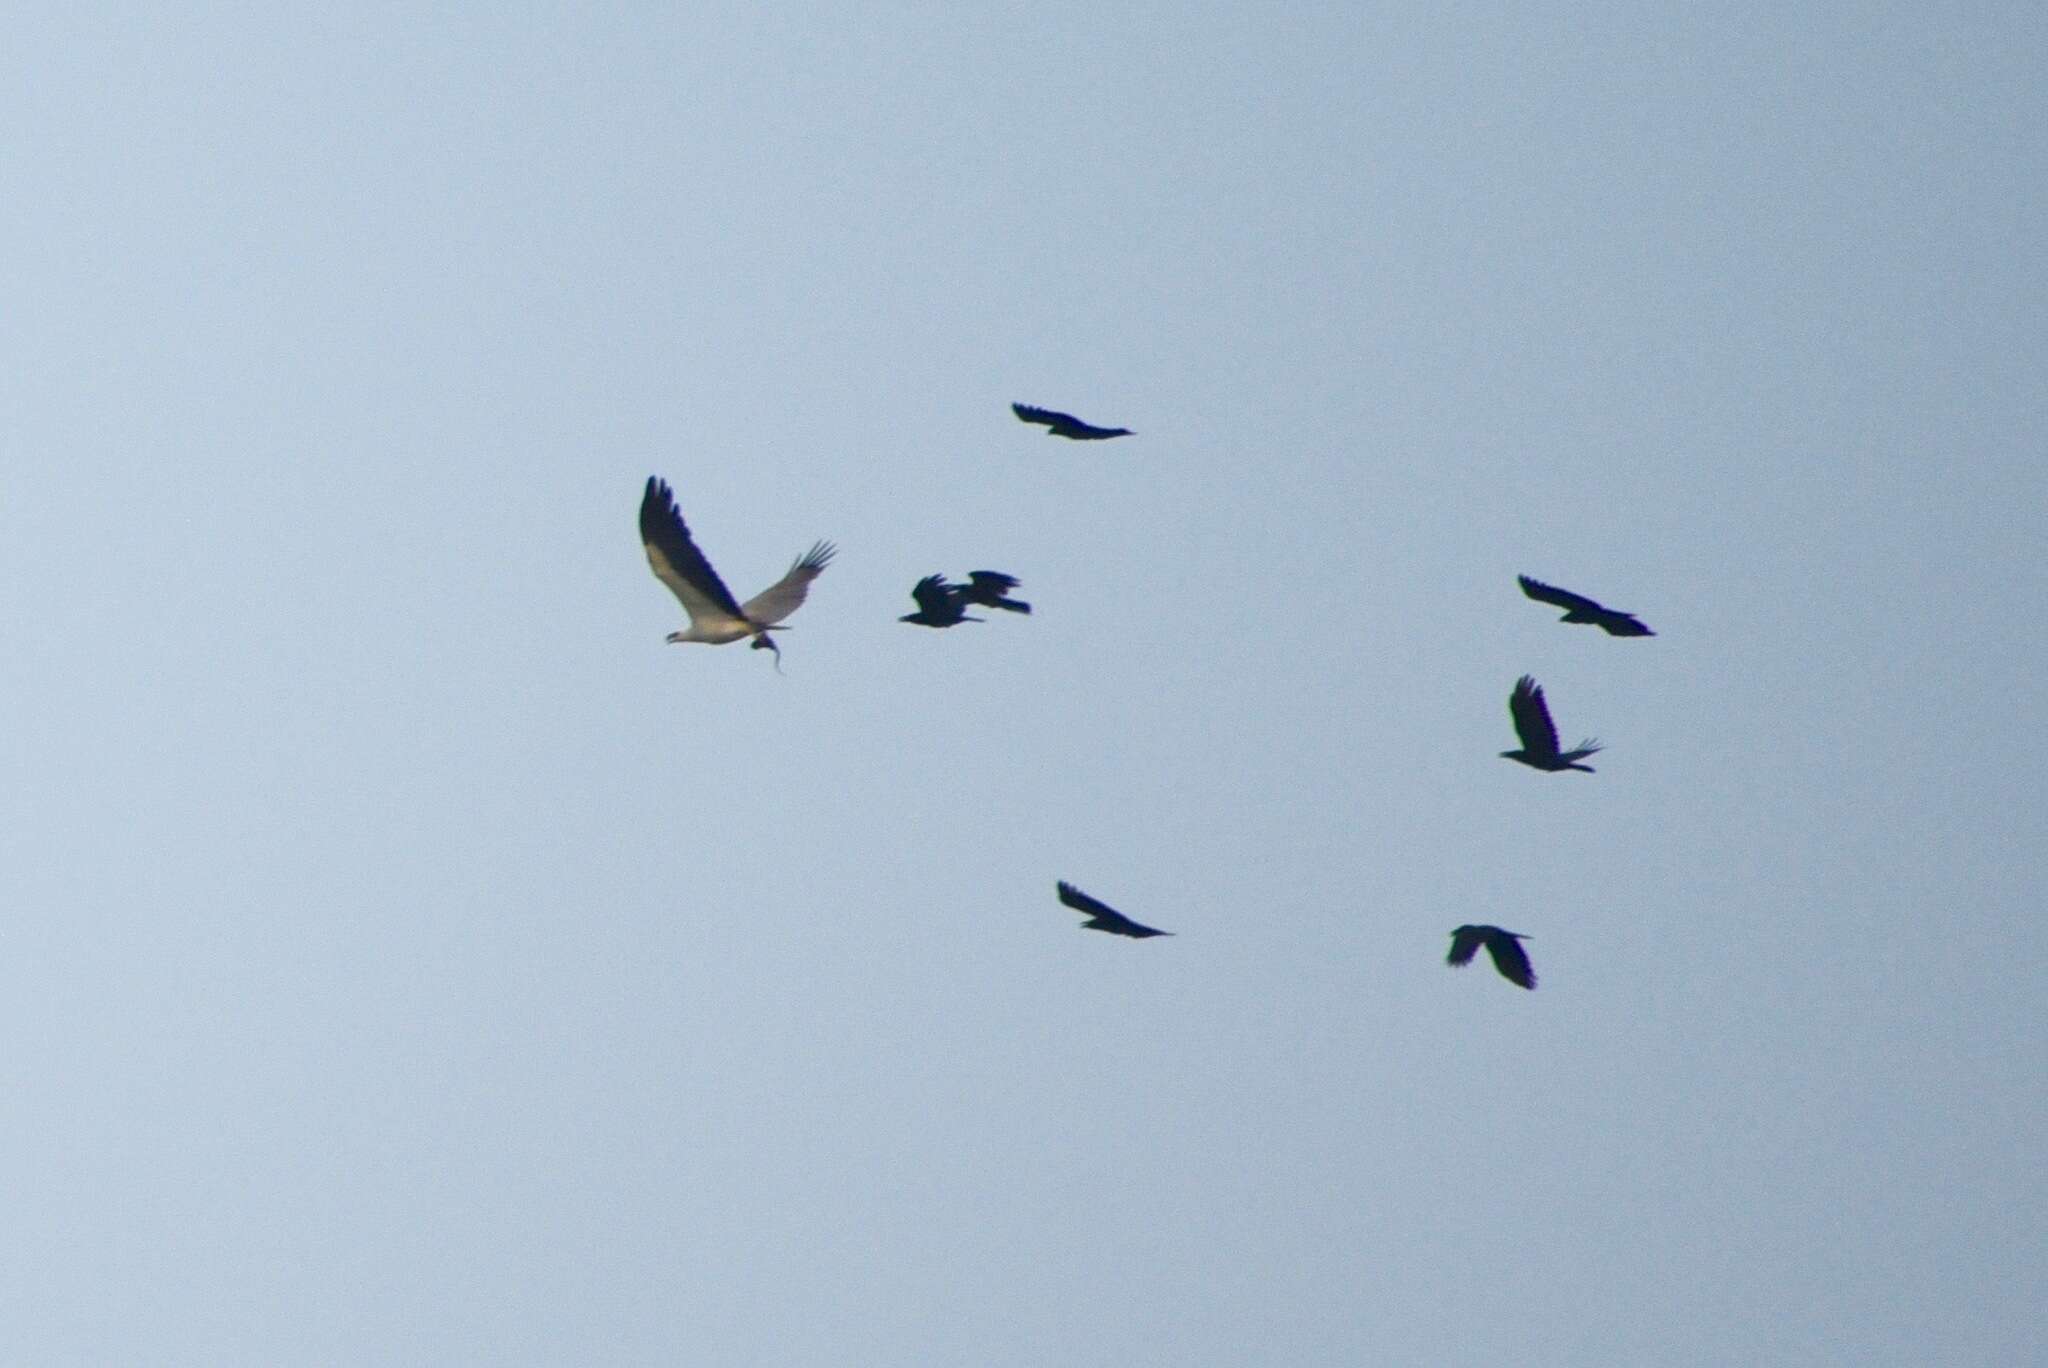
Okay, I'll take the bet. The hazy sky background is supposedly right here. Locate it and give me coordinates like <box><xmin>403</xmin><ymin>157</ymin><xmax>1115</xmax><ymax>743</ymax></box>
<box><xmin>3</xmin><ymin>5</ymin><xmax>2043</xmax><ymax>1364</ymax></box>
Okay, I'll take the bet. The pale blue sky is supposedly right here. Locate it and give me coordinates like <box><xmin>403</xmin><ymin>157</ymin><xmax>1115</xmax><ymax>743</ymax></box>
<box><xmin>2</xmin><ymin>5</ymin><xmax>2043</xmax><ymax>1364</ymax></box>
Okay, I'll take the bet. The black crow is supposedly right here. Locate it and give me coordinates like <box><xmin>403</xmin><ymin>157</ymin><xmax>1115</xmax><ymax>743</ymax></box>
<box><xmin>1501</xmin><ymin>675</ymin><xmax>1601</xmax><ymax>773</ymax></box>
<box><xmin>1057</xmin><ymin>881</ymin><xmax>1172</xmax><ymax>938</ymax></box>
<box><xmin>1012</xmin><ymin>403</ymin><xmax>1132</xmax><ymax>440</ymax></box>
<box><xmin>1518</xmin><ymin>575</ymin><xmax>1654</xmax><ymax>636</ymax></box>
<box><xmin>1447</xmin><ymin>925</ymin><xmax>1536</xmax><ymax>989</ymax></box>
<box><xmin>899</xmin><ymin>575</ymin><xmax>980</xmax><ymax>628</ymax></box>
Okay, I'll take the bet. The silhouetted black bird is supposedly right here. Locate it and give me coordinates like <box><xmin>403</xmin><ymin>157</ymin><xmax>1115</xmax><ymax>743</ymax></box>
<box><xmin>1012</xmin><ymin>403</ymin><xmax>1132</xmax><ymax>440</ymax></box>
<box><xmin>956</xmin><ymin>571</ymin><xmax>1031</xmax><ymax>615</ymax></box>
<box><xmin>1501</xmin><ymin>675</ymin><xmax>1601</xmax><ymax>772</ymax></box>
<box><xmin>1518</xmin><ymin>575</ymin><xmax>1654</xmax><ymax>636</ymax></box>
<box><xmin>899</xmin><ymin>575</ymin><xmax>979</xmax><ymax>628</ymax></box>
<box><xmin>1057</xmin><ymin>881</ymin><xmax>1172</xmax><ymax>938</ymax></box>
<box><xmin>1447</xmin><ymin>925</ymin><xmax>1536</xmax><ymax>989</ymax></box>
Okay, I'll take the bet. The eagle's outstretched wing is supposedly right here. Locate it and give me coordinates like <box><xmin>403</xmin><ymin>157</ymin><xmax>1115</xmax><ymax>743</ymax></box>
<box><xmin>641</xmin><ymin>477</ymin><xmax>747</xmax><ymax>628</ymax></box>
<box><xmin>741</xmin><ymin>541</ymin><xmax>836</xmax><ymax>626</ymax></box>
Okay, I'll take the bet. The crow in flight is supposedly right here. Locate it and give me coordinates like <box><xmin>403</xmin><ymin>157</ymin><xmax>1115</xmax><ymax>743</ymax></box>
<box><xmin>899</xmin><ymin>572</ymin><xmax>1030</xmax><ymax>627</ymax></box>
<box><xmin>1447</xmin><ymin>925</ymin><xmax>1536</xmax><ymax>989</ymax></box>
<box><xmin>1518</xmin><ymin>575</ymin><xmax>1654</xmax><ymax>636</ymax></box>
<box><xmin>899</xmin><ymin>575</ymin><xmax>980</xmax><ymax>628</ymax></box>
<box><xmin>1011</xmin><ymin>403</ymin><xmax>1133</xmax><ymax>440</ymax></box>
<box><xmin>1500</xmin><ymin>675</ymin><xmax>1602</xmax><ymax>773</ymax></box>
<box><xmin>1057</xmin><ymin>881</ymin><xmax>1172</xmax><ymax>938</ymax></box>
